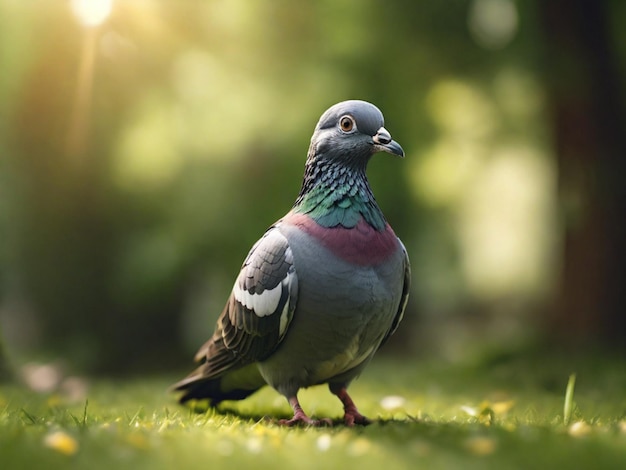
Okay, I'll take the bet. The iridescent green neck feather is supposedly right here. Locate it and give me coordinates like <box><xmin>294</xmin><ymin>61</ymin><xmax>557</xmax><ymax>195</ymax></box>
<box><xmin>293</xmin><ymin>158</ymin><xmax>386</xmax><ymax>231</ymax></box>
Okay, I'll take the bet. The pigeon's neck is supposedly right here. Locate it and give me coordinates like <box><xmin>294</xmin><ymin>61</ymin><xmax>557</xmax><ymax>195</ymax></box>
<box><xmin>293</xmin><ymin>158</ymin><xmax>386</xmax><ymax>231</ymax></box>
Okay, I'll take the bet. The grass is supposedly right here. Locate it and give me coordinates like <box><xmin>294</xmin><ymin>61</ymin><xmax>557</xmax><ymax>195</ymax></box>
<box><xmin>1</xmin><ymin>352</ymin><xmax>625</xmax><ymax>469</ymax></box>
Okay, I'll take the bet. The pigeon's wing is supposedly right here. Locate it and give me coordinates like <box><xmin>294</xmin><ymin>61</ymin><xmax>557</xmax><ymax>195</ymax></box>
<box><xmin>185</xmin><ymin>225</ymin><xmax>298</xmax><ymax>381</ymax></box>
<box><xmin>379</xmin><ymin>240</ymin><xmax>410</xmax><ymax>347</ymax></box>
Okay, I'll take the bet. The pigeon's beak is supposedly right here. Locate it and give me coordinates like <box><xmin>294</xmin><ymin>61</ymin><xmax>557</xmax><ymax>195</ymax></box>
<box><xmin>372</xmin><ymin>127</ymin><xmax>404</xmax><ymax>157</ymax></box>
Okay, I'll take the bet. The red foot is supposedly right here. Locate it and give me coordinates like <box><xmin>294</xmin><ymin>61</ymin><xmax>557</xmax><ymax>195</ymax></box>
<box><xmin>280</xmin><ymin>396</ymin><xmax>333</xmax><ymax>427</ymax></box>
<box><xmin>330</xmin><ymin>384</ymin><xmax>372</xmax><ymax>427</ymax></box>
<box><xmin>343</xmin><ymin>407</ymin><xmax>371</xmax><ymax>427</ymax></box>
<box><xmin>278</xmin><ymin>414</ymin><xmax>333</xmax><ymax>427</ymax></box>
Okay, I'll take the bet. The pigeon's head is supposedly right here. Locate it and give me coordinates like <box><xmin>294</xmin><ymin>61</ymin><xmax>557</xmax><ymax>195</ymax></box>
<box><xmin>308</xmin><ymin>100</ymin><xmax>404</xmax><ymax>167</ymax></box>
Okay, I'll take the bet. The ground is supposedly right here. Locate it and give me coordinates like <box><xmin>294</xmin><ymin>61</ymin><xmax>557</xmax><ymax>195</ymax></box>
<box><xmin>1</xmin><ymin>351</ymin><xmax>625</xmax><ymax>469</ymax></box>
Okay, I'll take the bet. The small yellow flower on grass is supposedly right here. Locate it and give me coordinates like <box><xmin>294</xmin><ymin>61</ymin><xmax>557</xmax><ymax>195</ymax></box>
<box><xmin>43</xmin><ymin>431</ymin><xmax>79</xmax><ymax>456</ymax></box>
<box><xmin>126</xmin><ymin>433</ymin><xmax>150</xmax><ymax>450</ymax></box>
<box><xmin>46</xmin><ymin>394</ymin><xmax>63</xmax><ymax>408</ymax></box>
<box><xmin>347</xmin><ymin>437</ymin><xmax>371</xmax><ymax>457</ymax></box>
<box><xmin>464</xmin><ymin>436</ymin><xmax>497</xmax><ymax>456</ymax></box>
<box><xmin>461</xmin><ymin>400</ymin><xmax>515</xmax><ymax>425</ymax></box>
<box><xmin>491</xmin><ymin>400</ymin><xmax>515</xmax><ymax>415</ymax></box>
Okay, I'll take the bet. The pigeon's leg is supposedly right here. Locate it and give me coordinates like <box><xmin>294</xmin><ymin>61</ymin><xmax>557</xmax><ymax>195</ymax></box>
<box><xmin>279</xmin><ymin>396</ymin><xmax>332</xmax><ymax>427</ymax></box>
<box><xmin>329</xmin><ymin>383</ymin><xmax>371</xmax><ymax>426</ymax></box>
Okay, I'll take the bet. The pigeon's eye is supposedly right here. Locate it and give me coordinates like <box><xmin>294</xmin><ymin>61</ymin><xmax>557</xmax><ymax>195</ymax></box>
<box><xmin>339</xmin><ymin>116</ymin><xmax>355</xmax><ymax>133</ymax></box>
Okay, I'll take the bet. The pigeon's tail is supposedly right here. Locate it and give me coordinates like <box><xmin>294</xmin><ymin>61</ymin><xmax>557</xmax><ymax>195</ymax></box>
<box><xmin>170</xmin><ymin>363</ymin><xmax>265</xmax><ymax>406</ymax></box>
<box><xmin>171</xmin><ymin>377</ymin><xmax>258</xmax><ymax>405</ymax></box>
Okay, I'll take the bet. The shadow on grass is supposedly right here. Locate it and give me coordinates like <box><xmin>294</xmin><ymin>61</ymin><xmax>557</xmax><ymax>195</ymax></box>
<box><xmin>187</xmin><ymin>401</ymin><xmax>438</xmax><ymax>429</ymax></box>
<box><xmin>186</xmin><ymin>403</ymin><xmax>336</xmax><ymax>426</ymax></box>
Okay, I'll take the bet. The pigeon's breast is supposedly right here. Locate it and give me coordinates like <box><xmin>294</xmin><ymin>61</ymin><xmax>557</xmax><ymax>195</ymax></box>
<box><xmin>283</xmin><ymin>212</ymin><xmax>400</xmax><ymax>266</ymax></box>
<box><xmin>259</xmin><ymin>212</ymin><xmax>405</xmax><ymax>390</ymax></box>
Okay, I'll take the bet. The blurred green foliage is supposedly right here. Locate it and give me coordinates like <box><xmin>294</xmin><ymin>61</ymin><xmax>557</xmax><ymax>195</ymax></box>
<box><xmin>0</xmin><ymin>0</ymin><xmax>623</xmax><ymax>373</ymax></box>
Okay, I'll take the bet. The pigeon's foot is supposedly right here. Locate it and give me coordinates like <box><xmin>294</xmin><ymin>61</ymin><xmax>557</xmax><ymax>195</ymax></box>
<box><xmin>330</xmin><ymin>384</ymin><xmax>372</xmax><ymax>427</ymax></box>
<box><xmin>279</xmin><ymin>396</ymin><xmax>333</xmax><ymax>427</ymax></box>
<box><xmin>278</xmin><ymin>414</ymin><xmax>333</xmax><ymax>427</ymax></box>
<box><xmin>343</xmin><ymin>407</ymin><xmax>371</xmax><ymax>427</ymax></box>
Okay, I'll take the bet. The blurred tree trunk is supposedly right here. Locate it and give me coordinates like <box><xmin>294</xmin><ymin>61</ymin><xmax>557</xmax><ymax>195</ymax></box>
<box><xmin>540</xmin><ymin>0</ymin><xmax>626</xmax><ymax>348</ymax></box>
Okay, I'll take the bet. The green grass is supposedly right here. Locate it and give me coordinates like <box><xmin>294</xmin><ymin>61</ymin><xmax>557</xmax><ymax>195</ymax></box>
<box><xmin>1</xmin><ymin>353</ymin><xmax>625</xmax><ymax>469</ymax></box>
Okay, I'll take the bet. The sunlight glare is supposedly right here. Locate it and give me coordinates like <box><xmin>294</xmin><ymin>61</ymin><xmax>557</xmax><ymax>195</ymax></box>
<box><xmin>71</xmin><ymin>0</ymin><xmax>113</xmax><ymax>27</ymax></box>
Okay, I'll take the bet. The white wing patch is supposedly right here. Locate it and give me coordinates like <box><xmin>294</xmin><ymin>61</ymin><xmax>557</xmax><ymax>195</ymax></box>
<box><xmin>233</xmin><ymin>281</ymin><xmax>282</xmax><ymax>317</ymax></box>
<box><xmin>278</xmin><ymin>269</ymin><xmax>296</xmax><ymax>336</ymax></box>
<box><xmin>229</xmin><ymin>226</ymin><xmax>298</xmax><ymax>345</ymax></box>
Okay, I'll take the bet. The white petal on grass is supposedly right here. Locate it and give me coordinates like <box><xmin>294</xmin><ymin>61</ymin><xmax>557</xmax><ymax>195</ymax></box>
<box><xmin>461</xmin><ymin>405</ymin><xmax>478</xmax><ymax>417</ymax></box>
<box><xmin>246</xmin><ymin>437</ymin><xmax>263</xmax><ymax>454</ymax></box>
<box><xmin>22</xmin><ymin>363</ymin><xmax>63</xmax><ymax>393</ymax></box>
<box><xmin>568</xmin><ymin>421</ymin><xmax>591</xmax><ymax>437</ymax></box>
<box><xmin>316</xmin><ymin>433</ymin><xmax>332</xmax><ymax>452</ymax></box>
<box><xmin>216</xmin><ymin>439</ymin><xmax>235</xmax><ymax>456</ymax></box>
<box><xmin>379</xmin><ymin>395</ymin><xmax>406</xmax><ymax>410</ymax></box>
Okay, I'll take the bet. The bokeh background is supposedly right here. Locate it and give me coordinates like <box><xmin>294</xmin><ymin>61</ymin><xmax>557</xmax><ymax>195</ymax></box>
<box><xmin>0</xmin><ymin>0</ymin><xmax>624</xmax><ymax>377</ymax></box>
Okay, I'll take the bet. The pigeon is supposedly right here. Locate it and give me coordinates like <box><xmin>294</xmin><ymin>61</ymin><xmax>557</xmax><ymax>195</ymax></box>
<box><xmin>171</xmin><ymin>100</ymin><xmax>410</xmax><ymax>426</ymax></box>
